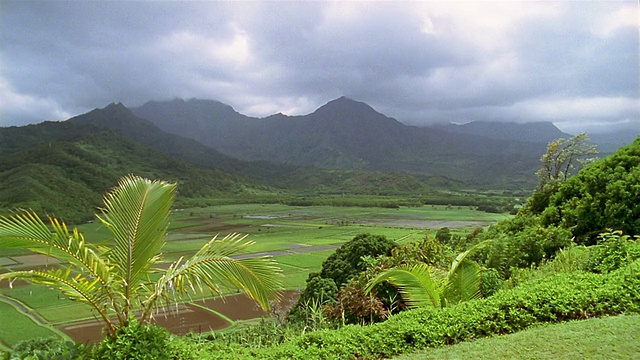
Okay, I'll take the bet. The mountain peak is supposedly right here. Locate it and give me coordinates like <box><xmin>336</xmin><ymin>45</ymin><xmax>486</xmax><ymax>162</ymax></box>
<box><xmin>101</xmin><ymin>102</ymin><xmax>132</xmax><ymax>115</ymax></box>
<box><xmin>104</xmin><ymin>102</ymin><xmax>127</xmax><ymax>110</ymax></box>
<box><xmin>314</xmin><ymin>96</ymin><xmax>381</xmax><ymax>117</ymax></box>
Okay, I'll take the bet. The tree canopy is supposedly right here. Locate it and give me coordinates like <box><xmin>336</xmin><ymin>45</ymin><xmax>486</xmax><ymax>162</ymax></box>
<box><xmin>320</xmin><ymin>233</ymin><xmax>397</xmax><ymax>288</ymax></box>
<box><xmin>541</xmin><ymin>136</ymin><xmax>640</xmax><ymax>244</ymax></box>
<box><xmin>526</xmin><ymin>133</ymin><xmax>598</xmax><ymax>214</ymax></box>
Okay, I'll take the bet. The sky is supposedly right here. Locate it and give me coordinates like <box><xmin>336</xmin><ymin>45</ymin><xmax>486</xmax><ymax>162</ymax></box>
<box><xmin>1</xmin><ymin>1</ymin><xmax>638</xmax><ymax>134</ymax></box>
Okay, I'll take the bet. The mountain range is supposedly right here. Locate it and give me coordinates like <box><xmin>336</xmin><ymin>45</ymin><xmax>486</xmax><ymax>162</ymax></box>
<box><xmin>132</xmin><ymin>97</ymin><xmax>563</xmax><ymax>187</ymax></box>
<box><xmin>2</xmin><ymin>96</ymin><xmax>614</xmax><ymax>223</ymax></box>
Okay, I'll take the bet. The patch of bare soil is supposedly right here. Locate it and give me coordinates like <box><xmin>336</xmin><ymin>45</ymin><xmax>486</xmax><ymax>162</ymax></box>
<box><xmin>57</xmin><ymin>290</ymin><xmax>299</xmax><ymax>344</ymax></box>
<box><xmin>8</xmin><ymin>254</ymin><xmax>62</xmax><ymax>267</ymax></box>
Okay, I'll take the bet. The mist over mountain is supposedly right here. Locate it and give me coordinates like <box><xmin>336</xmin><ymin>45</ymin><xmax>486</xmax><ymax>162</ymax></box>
<box><xmin>436</xmin><ymin>121</ymin><xmax>569</xmax><ymax>143</ymax></box>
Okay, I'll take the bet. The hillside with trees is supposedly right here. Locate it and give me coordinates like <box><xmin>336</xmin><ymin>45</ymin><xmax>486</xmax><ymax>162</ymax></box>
<box><xmin>0</xmin><ymin>104</ymin><xmax>440</xmax><ymax>223</ymax></box>
<box><xmin>0</xmin><ymin>98</ymin><xmax>566</xmax><ymax>223</ymax></box>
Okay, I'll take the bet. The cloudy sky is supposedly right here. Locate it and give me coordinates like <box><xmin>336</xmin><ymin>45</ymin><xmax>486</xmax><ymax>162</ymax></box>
<box><xmin>1</xmin><ymin>1</ymin><xmax>638</xmax><ymax>134</ymax></box>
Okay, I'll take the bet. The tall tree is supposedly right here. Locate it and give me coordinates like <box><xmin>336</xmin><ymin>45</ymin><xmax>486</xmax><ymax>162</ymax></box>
<box><xmin>0</xmin><ymin>175</ymin><xmax>282</xmax><ymax>337</ymax></box>
<box><xmin>526</xmin><ymin>133</ymin><xmax>598</xmax><ymax>214</ymax></box>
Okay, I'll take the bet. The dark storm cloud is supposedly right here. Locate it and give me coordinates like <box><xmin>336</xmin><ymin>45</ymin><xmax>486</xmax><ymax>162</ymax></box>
<box><xmin>1</xmin><ymin>1</ymin><xmax>638</xmax><ymax>134</ymax></box>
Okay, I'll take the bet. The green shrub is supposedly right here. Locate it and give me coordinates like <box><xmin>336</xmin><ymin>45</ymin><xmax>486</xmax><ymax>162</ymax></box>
<box><xmin>473</xmin><ymin>216</ymin><xmax>572</xmax><ymax>278</ymax></box>
<box><xmin>541</xmin><ymin>137</ymin><xmax>640</xmax><ymax>244</ymax></box>
<box><xmin>92</xmin><ymin>319</ymin><xmax>197</xmax><ymax>360</ymax></box>
<box><xmin>320</xmin><ymin>234</ymin><xmax>396</xmax><ymax>288</ymax></box>
<box><xmin>479</xmin><ymin>268</ymin><xmax>504</xmax><ymax>297</ymax></box>
<box><xmin>504</xmin><ymin>243</ymin><xmax>591</xmax><ymax>289</ymax></box>
<box><xmin>585</xmin><ymin>230</ymin><xmax>640</xmax><ymax>273</ymax></box>
<box><xmin>201</xmin><ymin>260</ymin><xmax>640</xmax><ymax>359</ymax></box>
<box><xmin>5</xmin><ymin>337</ymin><xmax>90</xmax><ymax>360</ymax></box>
<box><xmin>288</xmin><ymin>234</ymin><xmax>396</xmax><ymax>326</ymax></box>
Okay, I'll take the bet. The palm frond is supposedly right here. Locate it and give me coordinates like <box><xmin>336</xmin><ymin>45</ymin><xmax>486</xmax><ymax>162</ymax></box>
<box><xmin>365</xmin><ymin>264</ymin><xmax>443</xmax><ymax>309</ymax></box>
<box><xmin>0</xmin><ymin>211</ymin><xmax>111</xmax><ymax>287</ymax></box>
<box><xmin>444</xmin><ymin>259</ymin><xmax>481</xmax><ymax>305</ymax></box>
<box><xmin>97</xmin><ymin>176</ymin><xmax>175</xmax><ymax>301</ymax></box>
<box><xmin>449</xmin><ymin>240</ymin><xmax>490</xmax><ymax>277</ymax></box>
<box><xmin>142</xmin><ymin>233</ymin><xmax>283</xmax><ymax>322</ymax></box>
<box><xmin>0</xmin><ymin>211</ymin><xmax>52</xmax><ymax>248</ymax></box>
<box><xmin>0</xmin><ymin>268</ymin><xmax>116</xmax><ymax>335</ymax></box>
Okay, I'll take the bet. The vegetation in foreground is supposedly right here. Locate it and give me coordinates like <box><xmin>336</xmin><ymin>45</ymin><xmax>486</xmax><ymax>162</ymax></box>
<box><xmin>4</xmin><ymin>258</ymin><xmax>639</xmax><ymax>359</ymax></box>
<box><xmin>394</xmin><ymin>314</ymin><xmax>640</xmax><ymax>360</ymax></box>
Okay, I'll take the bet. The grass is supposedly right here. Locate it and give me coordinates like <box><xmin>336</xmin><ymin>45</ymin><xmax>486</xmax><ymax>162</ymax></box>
<box><xmin>273</xmin><ymin>250</ymin><xmax>337</xmax><ymax>288</ymax></box>
<box><xmin>0</xmin><ymin>299</ymin><xmax>62</xmax><ymax>348</ymax></box>
<box><xmin>394</xmin><ymin>314</ymin><xmax>640</xmax><ymax>359</ymax></box>
<box><xmin>2</xmin><ymin>284</ymin><xmax>69</xmax><ymax>310</ymax></box>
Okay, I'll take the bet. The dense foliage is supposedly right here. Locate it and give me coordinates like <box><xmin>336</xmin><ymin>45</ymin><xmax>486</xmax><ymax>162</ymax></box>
<box><xmin>320</xmin><ymin>234</ymin><xmax>397</xmax><ymax>288</ymax></box>
<box><xmin>526</xmin><ymin>133</ymin><xmax>597</xmax><ymax>214</ymax></box>
<box><xmin>470</xmin><ymin>136</ymin><xmax>639</xmax><ymax>276</ymax></box>
<box><xmin>0</xmin><ymin>132</ymin><xmax>247</xmax><ymax>224</ymax></box>
<box><xmin>179</xmin><ymin>259</ymin><xmax>640</xmax><ymax>359</ymax></box>
<box><xmin>541</xmin><ymin>137</ymin><xmax>640</xmax><ymax>244</ymax></box>
<box><xmin>3</xmin><ymin>137</ymin><xmax>639</xmax><ymax>359</ymax></box>
<box><xmin>288</xmin><ymin>234</ymin><xmax>396</xmax><ymax>324</ymax></box>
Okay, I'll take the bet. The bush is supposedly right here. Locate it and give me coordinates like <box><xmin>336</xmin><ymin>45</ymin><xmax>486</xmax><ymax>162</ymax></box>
<box><xmin>288</xmin><ymin>234</ymin><xmax>396</xmax><ymax>325</ymax></box>
<box><xmin>472</xmin><ymin>216</ymin><xmax>573</xmax><ymax>278</ymax></box>
<box><xmin>200</xmin><ymin>260</ymin><xmax>640</xmax><ymax>359</ymax></box>
<box><xmin>320</xmin><ymin>234</ymin><xmax>396</xmax><ymax>288</ymax></box>
<box><xmin>541</xmin><ymin>137</ymin><xmax>640</xmax><ymax>244</ymax></box>
<box><xmin>92</xmin><ymin>319</ymin><xmax>195</xmax><ymax>360</ymax></box>
<box><xmin>5</xmin><ymin>337</ymin><xmax>90</xmax><ymax>360</ymax></box>
<box><xmin>585</xmin><ymin>230</ymin><xmax>640</xmax><ymax>273</ymax></box>
<box><xmin>504</xmin><ymin>243</ymin><xmax>591</xmax><ymax>289</ymax></box>
<box><xmin>324</xmin><ymin>277</ymin><xmax>389</xmax><ymax>325</ymax></box>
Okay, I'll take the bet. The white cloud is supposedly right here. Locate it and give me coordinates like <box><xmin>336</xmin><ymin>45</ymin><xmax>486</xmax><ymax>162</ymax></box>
<box><xmin>519</xmin><ymin>96</ymin><xmax>640</xmax><ymax>121</ymax></box>
<box><xmin>593</xmin><ymin>3</ymin><xmax>639</xmax><ymax>37</ymax></box>
<box><xmin>0</xmin><ymin>77</ymin><xmax>72</xmax><ymax>126</ymax></box>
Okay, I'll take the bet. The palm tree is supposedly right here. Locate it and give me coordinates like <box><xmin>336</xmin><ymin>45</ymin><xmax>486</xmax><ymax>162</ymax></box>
<box><xmin>0</xmin><ymin>175</ymin><xmax>282</xmax><ymax>337</ymax></box>
<box><xmin>364</xmin><ymin>242</ymin><xmax>487</xmax><ymax>309</ymax></box>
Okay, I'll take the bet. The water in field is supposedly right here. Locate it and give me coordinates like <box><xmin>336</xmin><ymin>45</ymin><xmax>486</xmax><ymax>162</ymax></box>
<box><xmin>57</xmin><ymin>290</ymin><xmax>299</xmax><ymax>344</ymax></box>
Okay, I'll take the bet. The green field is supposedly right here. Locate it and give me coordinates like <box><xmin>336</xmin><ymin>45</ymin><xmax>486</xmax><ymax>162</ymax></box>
<box><xmin>0</xmin><ymin>203</ymin><xmax>508</xmax><ymax>347</ymax></box>
<box><xmin>394</xmin><ymin>314</ymin><xmax>640</xmax><ymax>359</ymax></box>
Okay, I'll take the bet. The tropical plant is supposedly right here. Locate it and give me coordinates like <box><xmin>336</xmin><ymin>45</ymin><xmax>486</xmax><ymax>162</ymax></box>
<box><xmin>0</xmin><ymin>175</ymin><xmax>282</xmax><ymax>338</ymax></box>
<box><xmin>288</xmin><ymin>233</ymin><xmax>395</xmax><ymax>324</ymax></box>
<box><xmin>585</xmin><ymin>230</ymin><xmax>640</xmax><ymax>273</ymax></box>
<box><xmin>364</xmin><ymin>242</ymin><xmax>487</xmax><ymax>309</ymax></box>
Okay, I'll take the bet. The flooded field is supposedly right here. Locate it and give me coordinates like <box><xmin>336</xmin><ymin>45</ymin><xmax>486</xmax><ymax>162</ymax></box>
<box><xmin>57</xmin><ymin>290</ymin><xmax>299</xmax><ymax>344</ymax></box>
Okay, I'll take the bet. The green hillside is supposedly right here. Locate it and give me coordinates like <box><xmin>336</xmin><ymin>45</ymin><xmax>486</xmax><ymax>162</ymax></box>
<box><xmin>0</xmin><ymin>116</ymin><xmax>439</xmax><ymax>223</ymax></box>
<box><xmin>0</xmin><ymin>130</ymin><xmax>249</xmax><ymax>223</ymax></box>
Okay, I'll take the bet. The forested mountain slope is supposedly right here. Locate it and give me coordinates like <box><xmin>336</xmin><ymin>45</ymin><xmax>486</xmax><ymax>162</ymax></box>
<box><xmin>133</xmin><ymin>97</ymin><xmax>552</xmax><ymax>187</ymax></box>
<box><xmin>0</xmin><ymin>129</ymin><xmax>248</xmax><ymax>223</ymax></box>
